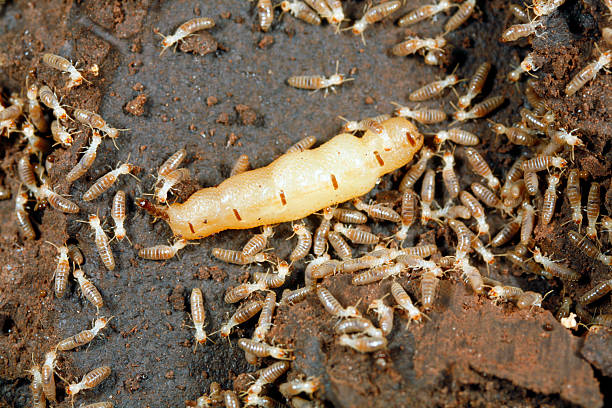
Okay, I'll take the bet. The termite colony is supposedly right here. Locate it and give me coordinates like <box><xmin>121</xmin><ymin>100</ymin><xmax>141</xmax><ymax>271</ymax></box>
<box><xmin>0</xmin><ymin>0</ymin><xmax>610</xmax><ymax>407</ymax></box>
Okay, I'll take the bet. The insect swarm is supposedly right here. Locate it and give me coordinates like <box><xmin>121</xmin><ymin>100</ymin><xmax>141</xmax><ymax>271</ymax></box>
<box><xmin>158</xmin><ymin>17</ymin><xmax>216</xmax><ymax>54</ymax></box>
<box><xmin>138</xmin><ymin>117</ymin><xmax>423</xmax><ymax>239</ymax></box>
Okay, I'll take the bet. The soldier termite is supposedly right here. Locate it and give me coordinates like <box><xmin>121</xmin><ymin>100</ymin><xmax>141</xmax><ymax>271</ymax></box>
<box><xmin>159</xmin><ymin>17</ymin><xmax>215</xmax><ymax>54</ymax></box>
<box><xmin>352</xmin><ymin>198</ymin><xmax>401</xmax><ymax>223</ymax></box>
<box><xmin>522</xmin><ymin>155</ymin><xmax>567</xmax><ymax>173</ymax></box>
<box><xmin>391</xmin><ymin>281</ymin><xmax>424</xmax><ymax>323</ymax></box>
<box><xmin>155</xmin><ymin>168</ymin><xmax>190</xmax><ymax>203</ymax></box>
<box><xmin>399</xmin><ymin>146</ymin><xmax>434</xmax><ymax>192</ymax></box>
<box><xmin>465</xmin><ymin>148</ymin><xmax>500</xmax><ymax>190</ymax></box>
<box><xmin>25</xmin><ymin>83</ymin><xmax>48</xmax><ymax>132</ymax></box>
<box><xmin>38</xmin><ymin>85</ymin><xmax>68</xmax><ymax>121</ymax></box>
<box><xmin>339</xmin><ymin>114</ymin><xmax>391</xmax><ymax>134</ymax></box>
<box><xmin>287</xmin><ymin>62</ymin><xmax>353</xmax><ymax>94</ymax></box>
<box><xmin>316</xmin><ymin>286</ymin><xmax>360</xmax><ymax>318</ymax></box>
<box><xmin>441</xmin><ymin>151</ymin><xmax>460</xmax><ymax>199</ymax></box>
<box><xmin>541</xmin><ymin>174</ymin><xmax>560</xmax><ymax>225</ymax></box>
<box><xmin>501</xmin><ymin>19</ymin><xmax>544</xmax><ymax>42</ymax></box>
<box><xmin>391</xmin><ymin>36</ymin><xmax>447</xmax><ymax>57</ymax></box>
<box><xmin>253</xmin><ymin>291</ymin><xmax>276</xmax><ymax>343</ymax></box>
<box><xmin>313</xmin><ymin>207</ymin><xmax>333</xmax><ymax>256</ymax></box>
<box><xmin>350</xmin><ymin>1</ymin><xmax>402</xmax><ymax>42</ymax></box>
<box><xmin>56</xmin><ymin>317</ymin><xmax>111</xmax><ymax>351</ymax></box>
<box><xmin>453</xmin><ymin>96</ymin><xmax>505</xmax><ymax>123</ymax></box>
<box><xmin>444</xmin><ymin>0</ymin><xmax>476</xmax><ymax>33</ymax></box>
<box><xmin>490</xmin><ymin>214</ymin><xmax>522</xmax><ymax>247</ymax></box>
<box><xmin>247</xmin><ymin>361</ymin><xmax>292</xmax><ymax>396</ymax></box>
<box><xmin>489</xmin><ymin>122</ymin><xmax>536</xmax><ymax>146</ymax></box>
<box><xmin>460</xmin><ymin>191</ymin><xmax>489</xmax><ymax>235</ymax></box>
<box><xmin>568</xmin><ymin>230</ymin><xmax>611</xmax><ymax>266</ymax></box>
<box><xmin>17</xmin><ymin>155</ymin><xmax>39</xmax><ymax>195</ymax></box>
<box><xmin>585</xmin><ymin>182</ymin><xmax>600</xmax><ymax>240</ymax></box>
<box><xmin>420</xmin><ymin>169</ymin><xmax>436</xmax><ymax>224</ymax></box>
<box><xmin>42</xmin><ymin>53</ymin><xmax>88</xmax><ymax>89</ymax></box>
<box><xmin>566</xmin><ymin>50</ymin><xmax>612</xmax><ymax>96</ymax></box>
<box><xmin>533</xmin><ymin>247</ymin><xmax>580</xmax><ymax>280</ymax></box>
<box><xmin>66</xmin><ymin>366</ymin><xmax>111</xmax><ymax>399</ymax></box>
<box><xmin>368</xmin><ymin>297</ymin><xmax>393</xmax><ymax>336</ymax></box>
<box><xmin>338</xmin><ymin>334</ymin><xmax>387</xmax><ymax>352</ymax></box>
<box><xmin>396</xmin><ymin>190</ymin><xmax>416</xmax><ymax>241</ymax></box>
<box><xmin>83</xmin><ymin>162</ymin><xmax>136</xmax><ymax>201</ymax></box>
<box><xmin>15</xmin><ymin>189</ymin><xmax>36</xmax><ymax>239</ymax></box>
<box><xmin>66</xmin><ymin>132</ymin><xmax>102</xmax><ymax>183</ymax></box>
<box><xmin>111</xmin><ymin>190</ymin><xmax>128</xmax><ymax>242</ymax></box>
<box><xmin>398</xmin><ymin>0</ymin><xmax>457</xmax><ymax>26</ymax></box>
<box><xmin>46</xmin><ymin>242</ymin><xmax>70</xmax><ymax>298</ymax></box>
<box><xmin>230</xmin><ymin>154</ymin><xmax>250</xmax><ymax>177</ymax></box>
<box><xmin>39</xmin><ymin>182</ymin><xmax>80</xmax><ymax>213</ymax></box>
<box><xmin>28</xmin><ymin>363</ymin><xmax>45</xmax><ymax>408</ymax></box>
<box><xmin>73</xmin><ymin>109</ymin><xmax>122</xmax><ymax>140</ymax></box>
<box><xmin>237</xmin><ymin>339</ymin><xmax>294</xmax><ymax>360</ymax></box>
<box><xmin>41</xmin><ymin>350</ymin><xmax>58</xmax><ymax>402</ymax></box>
<box><xmin>289</xmin><ymin>223</ymin><xmax>312</xmax><ymax>262</ymax></box>
<box><xmin>243</xmin><ymin>225</ymin><xmax>275</xmax><ymax>256</ymax></box>
<box><xmin>190</xmin><ymin>288</ymin><xmax>207</xmax><ymax>346</ymax></box>
<box><xmin>280</xmin><ymin>377</ymin><xmax>322</xmax><ymax>398</ymax></box>
<box><xmin>578</xmin><ymin>279</ymin><xmax>612</xmax><ymax>305</ymax></box>
<box><xmin>257</xmin><ymin>0</ymin><xmax>274</xmax><ymax>32</ymax></box>
<box><xmin>81</xmin><ymin>214</ymin><xmax>115</xmax><ymax>270</ymax></box>
<box><xmin>334</xmin><ymin>222</ymin><xmax>378</xmax><ymax>245</ymax></box>
<box><xmin>74</xmin><ymin>268</ymin><xmax>103</xmax><ymax>311</ymax></box>
<box><xmin>458</xmin><ymin>62</ymin><xmax>491</xmax><ymax>109</ymax></box>
<box><xmin>218</xmin><ymin>300</ymin><xmax>263</xmax><ymax>337</ymax></box>
<box><xmin>280</xmin><ymin>1</ymin><xmax>322</xmax><ymax>26</ymax></box>
<box><xmin>138</xmin><ymin>238</ymin><xmax>189</xmax><ymax>260</ymax></box>
<box><xmin>410</xmin><ymin>74</ymin><xmax>460</xmax><ymax>102</ymax></box>
<box><xmin>432</xmin><ymin>128</ymin><xmax>479</xmax><ymax>146</ymax></box>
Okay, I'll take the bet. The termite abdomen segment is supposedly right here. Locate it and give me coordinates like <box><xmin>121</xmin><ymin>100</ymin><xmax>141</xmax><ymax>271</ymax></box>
<box><xmin>136</xmin><ymin>198</ymin><xmax>169</xmax><ymax>221</ymax></box>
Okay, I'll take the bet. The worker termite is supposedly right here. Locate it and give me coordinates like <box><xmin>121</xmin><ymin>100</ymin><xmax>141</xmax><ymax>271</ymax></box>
<box><xmin>289</xmin><ymin>223</ymin><xmax>312</xmax><ymax>262</ymax></box>
<box><xmin>335</xmin><ymin>316</ymin><xmax>383</xmax><ymax>338</ymax></box>
<box><xmin>520</xmin><ymin>108</ymin><xmax>551</xmax><ymax>132</ymax></box>
<box><xmin>39</xmin><ymin>182</ymin><xmax>80</xmax><ymax>213</ymax></box>
<box><xmin>224</xmin><ymin>281</ymin><xmax>269</xmax><ymax>304</ymax></box>
<box><xmin>17</xmin><ymin>155</ymin><xmax>39</xmax><ymax>195</ymax></box>
<box><xmin>552</xmin><ymin>129</ymin><xmax>583</xmax><ymax>160</ymax></box>
<box><xmin>541</xmin><ymin>174</ymin><xmax>560</xmax><ymax>225</ymax></box>
<box><xmin>488</xmin><ymin>285</ymin><xmax>523</xmax><ymax>304</ymax></box>
<box><xmin>602</xmin><ymin>216</ymin><xmax>612</xmax><ymax>244</ymax></box>
<box><xmin>352</xmin><ymin>198</ymin><xmax>401</xmax><ymax>223</ymax></box>
<box><xmin>458</xmin><ymin>62</ymin><xmax>491</xmax><ymax>109</ymax></box>
<box><xmin>334</xmin><ymin>222</ymin><xmax>378</xmax><ymax>245</ymax></box>
<box><xmin>252</xmin><ymin>291</ymin><xmax>276</xmax><ymax>343</ymax></box>
<box><xmin>399</xmin><ymin>146</ymin><xmax>434</xmax><ymax>192</ymax></box>
<box><xmin>578</xmin><ymin>279</ymin><xmax>612</xmax><ymax>305</ymax></box>
<box><xmin>50</xmin><ymin>120</ymin><xmax>75</xmax><ymax>147</ymax></box>
<box><xmin>433</xmin><ymin>128</ymin><xmax>479</xmax><ymax>147</ymax></box>
<box><xmin>568</xmin><ymin>231</ymin><xmax>611</xmax><ymax>266</ymax></box>
<box><xmin>532</xmin><ymin>0</ymin><xmax>566</xmax><ymax>16</ymax></box>
<box><xmin>303</xmin><ymin>0</ymin><xmax>333</xmax><ymax>23</ymax></box>
<box><xmin>316</xmin><ymin>286</ymin><xmax>360</xmax><ymax>318</ymax></box>
<box><xmin>409</xmin><ymin>74</ymin><xmax>460</xmax><ymax>102</ymax></box>
<box><xmin>212</xmin><ymin>248</ymin><xmax>270</xmax><ymax>265</ymax></box>
<box><xmin>444</xmin><ymin>0</ymin><xmax>476</xmax><ymax>33</ymax></box>
<box><xmin>287</xmin><ymin>62</ymin><xmax>353</xmax><ymax>94</ymax></box>
<box><xmin>83</xmin><ymin>162</ymin><xmax>136</xmax><ymax>201</ymax></box>
<box><xmin>565</xmin><ymin>169</ymin><xmax>582</xmax><ymax>227</ymax></box>
<box><xmin>242</xmin><ymin>225</ymin><xmax>274</xmax><ymax>256</ymax></box>
<box><xmin>66</xmin><ymin>366</ymin><xmax>111</xmax><ymax>399</ymax></box>
<box><xmin>73</xmin><ymin>109</ymin><xmax>122</xmax><ymax>140</ymax></box>
<box><xmin>15</xmin><ymin>189</ymin><xmax>36</xmax><ymax>239</ymax></box>
<box><xmin>313</xmin><ymin>207</ymin><xmax>333</xmax><ymax>256</ymax></box>
<box><xmin>218</xmin><ymin>300</ymin><xmax>263</xmax><ymax>337</ymax></box>
<box><xmin>465</xmin><ymin>148</ymin><xmax>500</xmax><ymax>190</ymax></box>
<box><xmin>280</xmin><ymin>286</ymin><xmax>312</xmax><ymax>306</ymax></box>
<box><xmin>490</xmin><ymin>214</ymin><xmax>521</xmax><ymax>247</ymax></box>
<box><xmin>566</xmin><ymin>50</ymin><xmax>612</xmax><ymax>96</ymax></box>
<box><xmin>41</xmin><ymin>350</ymin><xmax>58</xmax><ymax>402</ymax></box>
<box><xmin>28</xmin><ymin>363</ymin><xmax>45</xmax><ymax>408</ymax></box>
<box><xmin>280</xmin><ymin>1</ymin><xmax>322</xmax><ymax>26</ymax></box>
<box><xmin>368</xmin><ymin>297</ymin><xmax>393</xmax><ymax>336</ymax></box>
<box><xmin>80</xmin><ymin>403</ymin><xmax>114</xmax><ymax>408</ymax></box>
<box><xmin>522</xmin><ymin>155</ymin><xmax>566</xmax><ymax>173</ymax></box>
<box><xmin>190</xmin><ymin>287</ymin><xmax>207</xmax><ymax>346</ymax></box>
<box><xmin>391</xmin><ymin>36</ymin><xmax>447</xmax><ymax>57</ymax></box>
<box><xmin>247</xmin><ymin>361</ymin><xmax>292</xmax><ymax>396</ymax></box>
<box><xmin>507</xmin><ymin>53</ymin><xmax>539</xmax><ymax>82</ymax></box>
<box><xmin>489</xmin><ymin>122</ymin><xmax>536</xmax><ymax>146</ymax></box>
<box><xmin>155</xmin><ymin>168</ymin><xmax>190</xmax><ymax>203</ymax></box>
<box><xmin>257</xmin><ymin>0</ymin><xmax>274</xmax><ymax>32</ymax></box>
<box><xmin>350</xmin><ymin>1</ymin><xmax>402</xmax><ymax>42</ymax></box>
<box><xmin>158</xmin><ymin>148</ymin><xmax>186</xmax><ymax>178</ymax></box>
<box><xmin>66</xmin><ymin>132</ymin><xmax>102</xmax><ymax>183</ymax></box>
<box><xmin>47</xmin><ymin>242</ymin><xmax>70</xmax><ymax>298</ymax></box>
<box><xmin>460</xmin><ymin>191</ymin><xmax>489</xmax><ymax>235</ymax></box>
<box><xmin>238</xmin><ymin>339</ymin><xmax>293</xmax><ymax>360</ymax></box>
<box><xmin>81</xmin><ymin>214</ymin><xmax>115</xmax><ymax>270</ymax></box>
<box><xmin>398</xmin><ymin>0</ymin><xmax>457</xmax><ymax>27</ymax></box>
<box><xmin>441</xmin><ymin>151</ymin><xmax>460</xmax><ymax>199</ymax></box>
<box><xmin>286</xmin><ymin>135</ymin><xmax>317</xmax><ymax>154</ymax></box>
<box><xmin>393</xmin><ymin>103</ymin><xmax>448</xmax><ymax>124</ymax></box>
<box><xmin>470</xmin><ymin>182</ymin><xmax>504</xmax><ymax>213</ymax></box>
<box><xmin>592</xmin><ymin>314</ymin><xmax>612</xmax><ymax>328</ymax></box>
<box><xmin>456</xmin><ymin>257</ymin><xmax>484</xmax><ymax>294</ymax></box>
<box><xmin>520</xmin><ymin>202</ymin><xmax>536</xmax><ymax>245</ymax></box>
<box><xmin>339</xmin><ymin>114</ymin><xmax>391</xmax><ymax>134</ymax></box>
<box><xmin>501</xmin><ymin>19</ymin><xmax>544</xmax><ymax>42</ymax></box>
<box><xmin>585</xmin><ymin>182</ymin><xmax>600</xmax><ymax>240</ymax></box>
<box><xmin>448</xmin><ymin>218</ymin><xmax>474</xmax><ymax>259</ymax></box>
<box><xmin>74</xmin><ymin>268</ymin><xmax>103</xmax><ymax>311</ymax></box>
<box><xmin>453</xmin><ymin>96</ymin><xmax>505</xmax><ymax>123</ymax></box>
<box><xmin>533</xmin><ymin>247</ymin><xmax>580</xmax><ymax>280</ymax></box>
<box><xmin>396</xmin><ymin>190</ymin><xmax>416</xmax><ymax>241</ymax></box>
<box><xmin>38</xmin><ymin>85</ymin><xmax>68</xmax><ymax>121</ymax></box>
<box><xmin>230</xmin><ymin>154</ymin><xmax>251</xmax><ymax>177</ymax></box>
<box><xmin>42</xmin><ymin>53</ymin><xmax>88</xmax><ymax>89</ymax></box>
<box><xmin>420</xmin><ymin>266</ymin><xmax>442</xmax><ymax>310</ymax></box>
<box><xmin>280</xmin><ymin>377</ymin><xmax>322</xmax><ymax>398</ymax></box>
<box><xmin>338</xmin><ymin>334</ymin><xmax>387</xmax><ymax>352</ymax></box>
<box><xmin>139</xmin><ymin>118</ymin><xmax>423</xmax><ymax>239</ymax></box>
<box><xmin>391</xmin><ymin>281</ymin><xmax>424</xmax><ymax>323</ymax></box>
<box><xmin>138</xmin><ymin>238</ymin><xmax>188</xmax><ymax>260</ymax></box>
<box><xmin>255</xmin><ymin>260</ymin><xmax>292</xmax><ymax>288</ymax></box>
<box><xmin>111</xmin><ymin>190</ymin><xmax>128</xmax><ymax>242</ymax></box>
<box><xmin>159</xmin><ymin>17</ymin><xmax>215</xmax><ymax>54</ymax></box>
<box><xmin>56</xmin><ymin>316</ymin><xmax>111</xmax><ymax>351</ymax></box>
<box><xmin>420</xmin><ymin>169</ymin><xmax>436</xmax><ymax>224</ymax></box>
<box><xmin>326</xmin><ymin>0</ymin><xmax>344</xmax><ymax>25</ymax></box>
<box><xmin>25</xmin><ymin>83</ymin><xmax>48</xmax><ymax>132</ymax></box>
<box><xmin>523</xmin><ymin>171</ymin><xmax>538</xmax><ymax>196</ymax></box>
<box><xmin>351</xmin><ymin>263</ymin><xmax>406</xmax><ymax>285</ymax></box>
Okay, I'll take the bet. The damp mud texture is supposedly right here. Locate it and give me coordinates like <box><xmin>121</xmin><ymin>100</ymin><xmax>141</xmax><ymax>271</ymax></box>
<box><xmin>0</xmin><ymin>1</ymin><xmax>611</xmax><ymax>407</ymax></box>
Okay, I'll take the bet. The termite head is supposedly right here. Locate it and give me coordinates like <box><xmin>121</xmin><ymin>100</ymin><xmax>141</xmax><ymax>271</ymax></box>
<box><xmin>343</xmin><ymin>305</ymin><xmax>361</xmax><ymax>318</ymax></box>
<box><xmin>26</xmin><ymin>83</ymin><xmax>38</xmax><ymax>100</ymax></box>
<box><xmin>453</xmin><ymin>110</ymin><xmax>468</xmax><ymax>121</ymax></box>
<box><xmin>552</xmin><ymin>156</ymin><xmax>567</xmax><ymax>168</ymax></box>
<box><xmin>434</xmin><ymin>35</ymin><xmax>447</xmax><ymax>49</ymax></box>
<box><xmin>442</xmin><ymin>150</ymin><xmax>454</xmax><ymax>166</ymax></box>
<box><xmin>271</xmin><ymin>346</ymin><xmax>295</xmax><ymax>360</ymax></box>
<box><xmin>433</xmin><ymin>130</ymin><xmax>449</xmax><ymax>144</ymax></box>
<box><xmin>489</xmin><ymin>121</ymin><xmax>506</xmax><ymax>134</ymax></box>
<box><xmin>88</xmin><ymin>214</ymin><xmax>102</xmax><ymax>228</ymax></box>
<box><xmin>351</xmin><ymin>19</ymin><xmax>367</xmax><ymax>35</ymax></box>
<box><xmin>195</xmin><ymin>327</ymin><xmax>207</xmax><ymax>344</ymax></box>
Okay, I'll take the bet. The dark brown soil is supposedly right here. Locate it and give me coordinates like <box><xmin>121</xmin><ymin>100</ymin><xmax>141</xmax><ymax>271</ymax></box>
<box><xmin>0</xmin><ymin>1</ymin><xmax>610</xmax><ymax>407</ymax></box>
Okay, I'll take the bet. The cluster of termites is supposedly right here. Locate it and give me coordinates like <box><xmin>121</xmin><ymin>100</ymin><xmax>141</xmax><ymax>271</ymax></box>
<box><xmin>4</xmin><ymin>1</ymin><xmax>610</xmax><ymax>407</ymax></box>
